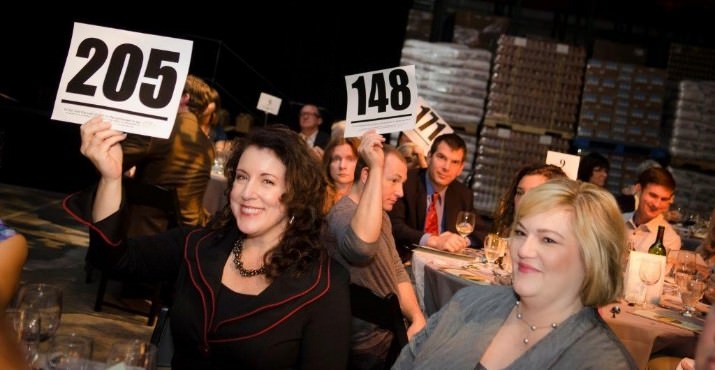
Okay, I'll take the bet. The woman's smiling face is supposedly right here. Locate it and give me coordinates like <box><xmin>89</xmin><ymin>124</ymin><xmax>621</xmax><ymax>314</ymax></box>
<box><xmin>510</xmin><ymin>208</ymin><xmax>585</xmax><ymax>305</ymax></box>
<box><xmin>230</xmin><ymin>146</ymin><xmax>289</xmax><ymax>241</ymax></box>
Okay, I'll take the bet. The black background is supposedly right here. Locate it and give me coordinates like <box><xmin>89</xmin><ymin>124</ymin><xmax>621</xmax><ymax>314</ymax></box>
<box><xmin>2</xmin><ymin>1</ymin><xmax>715</xmax><ymax>193</ymax></box>
<box><xmin>0</xmin><ymin>2</ymin><xmax>412</xmax><ymax>192</ymax></box>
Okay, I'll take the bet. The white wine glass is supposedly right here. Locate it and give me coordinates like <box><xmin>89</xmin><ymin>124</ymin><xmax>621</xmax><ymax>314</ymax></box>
<box><xmin>455</xmin><ymin>211</ymin><xmax>476</xmax><ymax>239</ymax></box>
<box><xmin>483</xmin><ymin>233</ymin><xmax>507</xmax><ymax>270</ymax></box>
<box><xmin>16</xmin><ymin>283</ymin><xmax>63</xmax><ymax>344</ymax></box>
<box><xmin>638</xmin><ymin>260</ymin><xmax>662</xmax><ymax>308</ymax></box>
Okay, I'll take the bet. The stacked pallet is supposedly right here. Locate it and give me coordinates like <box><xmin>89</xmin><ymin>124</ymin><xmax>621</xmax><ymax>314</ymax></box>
<box><xmin>667</xmin><ymin>43</ymin><xmax>715</xmax><ymax>82</ymax></box>
<box><xmin>578</xmin><ymin>59</ymin><xmax>667</xmax><ymax>147</ymax></box>
<box><xmin>667</xmin><ymin>80</ymin><xmax>715</xmax><ymax>165</ymax></box>
<box><xmin>471</xmin><ymin>126</ymin><xmax>569</xmax><ymax>215</ymax></box>
<box><xmin>669</xmin><ymin>166</ymin><xmax>715</xmax><ymax>217</ymax></box>
<box><xmin>485</xmin><ymin>35</ymin><xmax>586</xmax><ymax>138</ymax></box>
<box><xmin>400</xmin><ymin>39</ymin><xmax>492</xmax><ymax>134</ymax></box>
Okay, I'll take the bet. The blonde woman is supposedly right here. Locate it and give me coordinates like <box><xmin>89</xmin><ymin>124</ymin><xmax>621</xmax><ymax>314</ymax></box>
<box><xmin>393</xmin><ymin>179</ymin><xmax>636</xmax><ymax>369</ymax></box>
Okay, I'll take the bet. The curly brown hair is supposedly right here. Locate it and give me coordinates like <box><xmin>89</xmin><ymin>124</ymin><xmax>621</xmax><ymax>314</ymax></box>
<box><xmin>211</xmin><ymin>125</ymin><xmax>327</xmax><ymax>278</ymax></box>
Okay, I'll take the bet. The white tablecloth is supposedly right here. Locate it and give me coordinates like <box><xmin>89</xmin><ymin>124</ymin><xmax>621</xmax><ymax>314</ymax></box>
<box><xmin>411</xmin><ymin>249</ymin><xmax>473</xmax><ymax>312</ymax></box>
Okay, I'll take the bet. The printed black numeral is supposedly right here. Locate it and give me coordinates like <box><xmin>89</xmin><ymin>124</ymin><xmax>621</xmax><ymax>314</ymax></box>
<box><xmin>103</xmin><ymin>43</ymin><xmax>143</xmax><ymax>102</ymax></box>
<box><xmin>388</xmin><ymin>69</ymin><xmax>410</xmax><ymax>110</ymax></box>
<box><xmin>66</xmin><ymin>38</ymin><xmax>180</xmax><ymax>109</ymax></box>
<box><xmin>66</xmin><ymin>38</ymin><xmax>108</xmax><ymax>96</ymax></box>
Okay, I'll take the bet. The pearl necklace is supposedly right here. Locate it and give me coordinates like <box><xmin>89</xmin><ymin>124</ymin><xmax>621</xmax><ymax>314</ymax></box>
<box><xmin>514</xmin><ymin>300</ymin><xmax>559</xmax><ymax>345</ymax></box>
<box><xmin>232</xmin><ymin>238</ymin><xmax>267</xmax><ymax>277</ymax></box>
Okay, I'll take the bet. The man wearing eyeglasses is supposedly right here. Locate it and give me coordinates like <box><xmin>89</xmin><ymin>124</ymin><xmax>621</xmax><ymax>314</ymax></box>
<box><xmin>298</xmin><ymin>104</ymin><xmax>330</xmax><ymax>153</ymax></box>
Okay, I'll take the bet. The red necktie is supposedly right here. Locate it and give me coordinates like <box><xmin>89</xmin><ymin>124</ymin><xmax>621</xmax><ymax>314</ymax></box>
<box><xmin>424</xmin><ymin>193</ymin><xmax>439</xmax><ymax>234</ymax></box>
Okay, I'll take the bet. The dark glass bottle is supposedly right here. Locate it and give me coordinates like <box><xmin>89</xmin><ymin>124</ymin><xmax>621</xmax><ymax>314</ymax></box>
<box><xmin>648</xmin><ymin>226</ymin><xmax>667</xmax><ymax>256</ymax></box>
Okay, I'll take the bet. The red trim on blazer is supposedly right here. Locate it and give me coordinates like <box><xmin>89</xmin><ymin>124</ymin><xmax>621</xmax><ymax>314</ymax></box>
<box><xmin>62</xmin><ymin>192</ymin><xmax>121</xmax><ymax>247</ymax></box>
<box><xmin>183</xmin><ymin>229</ymin><xmax>215</xmax><ymax>352</ymax></box>
<box><xmin>210</xmin><ymin>254</ymin><xmax>333</xmax><ymax>342</ymax></box>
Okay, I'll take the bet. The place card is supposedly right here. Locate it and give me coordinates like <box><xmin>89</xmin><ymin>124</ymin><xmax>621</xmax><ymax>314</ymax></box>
<box><xmin>623</xmin><ymin>251</ymin><xmax>666</xmax><ymax>305</ymax></box>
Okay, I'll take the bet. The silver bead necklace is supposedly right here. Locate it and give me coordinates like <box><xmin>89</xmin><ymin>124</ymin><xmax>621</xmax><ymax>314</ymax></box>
<box><xmin>514</xmin><ymin>300</ymin><xmax>559</xmax><ymax>345</ymax></box>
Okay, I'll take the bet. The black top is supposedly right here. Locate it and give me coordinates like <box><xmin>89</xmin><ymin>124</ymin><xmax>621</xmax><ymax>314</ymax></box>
<box><xmin>63</xmin><ymin>188</ymin><xmax>351</xmax><ymax>370</ymax></box>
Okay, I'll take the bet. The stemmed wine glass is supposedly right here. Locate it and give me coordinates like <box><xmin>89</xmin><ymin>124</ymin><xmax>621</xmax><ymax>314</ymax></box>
<box><xmin>680</xmin><ymin>279</ymin><xmax>706</xmax><ymax>317</ymax></box>
<box><xmin>105</xmin><ymin>339</ymin><xmax>157</xmax><ymax>370</ymax></box>
<box><xmin>5</xmin><ymin>308</ymin><xmax>42</xmax><ymax>367</ymax></box>
<box><xmin>483</xmin><ymin>233</ymin><xmax>507</xmax><ymax>270</ymax></box>
<box><xmin>676</xmin><ymin>251</ymin><xmax>697</xmax><ymax>275</ymax></box>
<box><xmin>47</xmin><ymin>332</ymin><xmax>94</xmax><ymax>370</ymax></box>
<box><xmin>638</xmin><ymin>260</ymin><xmax>662</xmax><ymax>308</ymax></box>
<box><xmin>16</xmin><ymin>283</ymin><xmax>63</xmax><ymax>345</ymax></box>
<box><xmin>455</xmin><ymin>211</ymin><xmax>476</xmax><ymax>240</ymax></box>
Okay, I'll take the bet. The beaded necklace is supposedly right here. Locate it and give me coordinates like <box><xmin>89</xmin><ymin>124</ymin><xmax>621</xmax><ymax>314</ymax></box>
<box><xmin>514</xmin><ymin>300</ymin><xmax>559</xmax><ymax>345</ymax></box>
<box><xmin>232</xmin><ymin>238</ymin><xmax>267</xmax><ymax>277</ymax></box>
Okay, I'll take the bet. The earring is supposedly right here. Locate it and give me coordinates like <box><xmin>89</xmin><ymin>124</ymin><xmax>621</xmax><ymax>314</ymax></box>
<box><xmin>289</xmin><ymin>216</ymin><xmax>295</xmax><ymax>225</ymax></box>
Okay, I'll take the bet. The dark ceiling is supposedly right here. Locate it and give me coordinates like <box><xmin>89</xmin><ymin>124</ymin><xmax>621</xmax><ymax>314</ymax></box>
<box><xmin>1</xmin><ymin>2</ymin><xmax>412</xmax><ymax>125</ymax></box>
<box><xmin>2</xmin><ymin>1</ymin><xmax>715</xmax><ymax>193</ymax></box>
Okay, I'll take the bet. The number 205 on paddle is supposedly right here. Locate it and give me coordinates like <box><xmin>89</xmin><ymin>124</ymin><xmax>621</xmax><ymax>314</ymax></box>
<box><xmin>344</xmin><ymin>65</ymin><xmax>418</xmax><ymax>138</ymax></box>
<box><xmin>52</xmin><ymin>22</ymin><xmax>193</xmax><ymax>139</ymax></box>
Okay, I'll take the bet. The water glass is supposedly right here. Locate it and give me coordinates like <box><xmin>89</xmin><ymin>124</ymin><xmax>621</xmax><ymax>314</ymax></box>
<box><xmin>47</xmin><ymin>333</ymin><xmax>94</xmax><ymax>370</ymax></box>
<box><xmin>676</xmin><ymin>250</ymin><xmax>697</xmax><ymax>275</ymax></box>
<box><xmin>105</xmin><ymin>339</ymin><xmax>157</xmax><ymax>370</ymax></box>
<box><xmin>16</xmin><ymin>283</ymin><xmax>63</xmax><ymax>343</ymax></box>
<box><xmin>675</xmin><ymin>271</ymin><xmax>693</xmax><ymax>292</ymax></box>
<box><xmin>5</xmin><ymin>308</ymin><xmax>42</xmax><ymax>367</ymax></box>
<box><xmin>681</xmin><ymin>280</ymin><xmax>706</xmax><ymax>317</ymax></box>
<box><xmin>211</xmin><ymin>148</ymin><xmax>230</xmax><ymax>175</ymax></box>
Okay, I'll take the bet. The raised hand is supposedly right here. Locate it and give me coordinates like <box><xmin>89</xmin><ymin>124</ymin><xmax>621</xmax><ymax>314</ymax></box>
<box><xmin>358</xmin><ymin>130</ymin><xmax>385</xmax><ymax>170</ymax></box>
<box><xmin>79</xmin><ymin>116</ymin><xmax>127</xmax><ymax>181</ymax></box>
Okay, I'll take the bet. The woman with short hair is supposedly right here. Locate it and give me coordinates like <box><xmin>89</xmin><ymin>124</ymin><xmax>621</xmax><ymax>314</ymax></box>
<box><xmin>393</xmin><ymin>179</ymin><xmax>637</xmax><ymax>369</ymax></box>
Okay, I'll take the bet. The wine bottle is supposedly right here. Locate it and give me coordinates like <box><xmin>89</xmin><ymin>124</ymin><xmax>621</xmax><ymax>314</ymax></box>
<box><xmin>648</xmin><ymin>226</ymin><xmax>667</xmax><ymax>256</ymax></box>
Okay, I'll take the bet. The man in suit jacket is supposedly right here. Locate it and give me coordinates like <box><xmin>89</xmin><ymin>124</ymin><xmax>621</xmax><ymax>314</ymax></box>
<box><xmin>389</xmin><ymin>133</ymin><xmax>482</xmax><ymax>263</ymax></box>
<box><xmin>298</xmin><ymin>104</ymin><xmax>330</xmax><ymax>154</ymax></box>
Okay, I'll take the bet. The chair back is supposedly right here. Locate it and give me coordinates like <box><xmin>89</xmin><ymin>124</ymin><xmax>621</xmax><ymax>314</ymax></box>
<box><xmin>89</xmin><ymin>177</ymin><xmax>181</xmax><ymax>326</ymax></box>
<box><xmin>349</xmin><ymin>283</ymin><xmax>408</xmax><ymax>369</ymax></box>
<box><xmin>150</xmin><ymin>306</ymin><xmax>174</xmax><ymax>368</ymax></box>
<box><xmin>124</xmin><ymin>177</ymin><xmax>182</xmax><ymax>232</ymax></box>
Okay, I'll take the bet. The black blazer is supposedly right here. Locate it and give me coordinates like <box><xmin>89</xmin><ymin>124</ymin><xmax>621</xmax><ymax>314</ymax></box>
<box><xmin>63</xmin><ymin>189</ymin><xmax>351</xmax><ymax>370</ymax></box>
<box><xmin>313</xmin><ymin>130</ymin><xmax>330</xmax><ymax>149</ymax></box>
<box><xmin>388</xmin><ymin>168</ymin><xmax>482</xmax><ymax>262</ymax></box>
